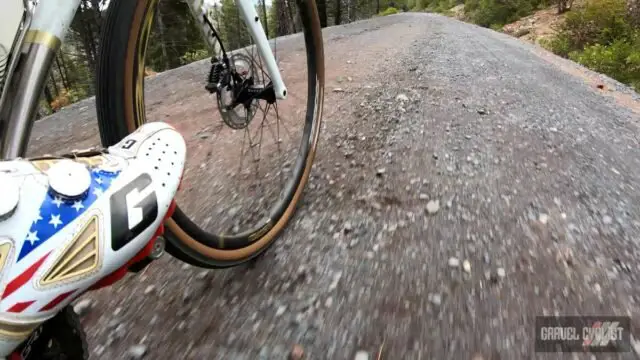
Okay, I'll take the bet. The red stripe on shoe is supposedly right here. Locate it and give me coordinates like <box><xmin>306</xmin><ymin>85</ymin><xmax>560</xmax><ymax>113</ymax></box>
<box><xmin>39</xmin><ymin>290</ymin><xmax>75</xmax><ymax>311</ymax></box>
<box><xmin>2</xmin><ymin>253</ymin><xmax>50</xmax><ymax>299</ymax></box>
<box><xmin>7</xmin><ymin>301</ymin><xmax>35</xmax><ymax>313</ymax></box>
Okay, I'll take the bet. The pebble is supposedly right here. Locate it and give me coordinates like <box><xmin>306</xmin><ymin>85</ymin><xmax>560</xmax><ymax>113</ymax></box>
<box><xmin>463</xmin><ymin>260</ymin><xmax>471</xmax><ymax>273</ymax></box>
<box><xmin>290</xmin><ymin>344</ymin><xmax>305</xmax><ymax>360</ymax></box>
<box><xmin>396</xmin><ymin>94</ymin><xmax>409</xmax><ymax>102</ymax></box>
<box><xmin>73</xmin><ymin>299</ymin><xmax>93</xmax><ymax>317</ymax></box>
<box><xmin>603</xmin><ymin>215</ymin><xmax>613</xmax><ymax>225</ymax></box>
<box><xmin>128</xmin><ymin>344</ymin><xmax>147</xmax><ymax>359</ymax></box>
<box><xmin>143</xmin><ymin>285</ymin><xmax>155</xmax><ymax>295</ymax></box>
<box><xmin>448</xmin><ymin>257</ymin><xmax>460</xmax><ymax>267</ymax></box>
<box><xmin>333</xmin><ymin>88</ymin><xmax>344</xmax><ymax>92</ymax></box>
<box><xmin>343</xmin><ymin>222</ymin><xmax>353</xmax><ymax>233</ymax></box>
<box><xmin>419</xmin><ymin>193</ymin><xmax>428</xmax><ymax>200</ymax></box>
<box><xmin>429</xmin><ymin>293</ymin><xmax>442</xmax><ymax>306</ymax></box>
<box><xmin>354</xmin><ymin>351</ymin><xmax>370</xmax><ymax>360</ymax></box>
<box><xmin>539</xmin><ymin>213</ymin><xmax>549</xmax><ymax>225</ymax></box>
<box><xmin>376</xmin><ymin>168</ymin><xmax>386</xmax><ymax>176</ymax></box>
<box><xmin>426</xmin><ymin>200</ymin><xmax>440</xmax><ymax>214</ymax></box>
<box><xmin>276</xmin><ymin>305</ymin><xmax>287</xmax><ymax>317</ymax></box>
<box><xmin>497</xmin><ymin>268</ymin><xmax>506</xmax><ymax>278</ymax></box>
<box><xmin>325</xmin><ymin>297</ymin><xmax>334</xmax><ymax>308</ymax></box>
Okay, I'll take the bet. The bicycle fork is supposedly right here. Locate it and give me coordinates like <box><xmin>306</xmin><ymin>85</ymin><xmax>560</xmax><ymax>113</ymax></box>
<box><xmin>187</xmin><ymin>0</ymin><xmax>288</xmax><ymax>99</ymax></box>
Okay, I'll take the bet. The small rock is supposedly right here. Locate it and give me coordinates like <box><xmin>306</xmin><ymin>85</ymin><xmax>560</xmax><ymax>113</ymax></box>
<box><xmin>343</xmin><ymin>222</ymin><xmax>353</xmax><ymax>233</ymax></box>
<box><xmin>73</xmin><ymin>299</ymin><xmax>93</xmax><ymax>317</ymax></box>
<box><xmin>603</xmin><ymin>215</ymin><xmax>613</xmax><ymax>225</ymax></box>
<box><xmin>463</xmin><ymin>260</ymin><xmax>471</xmax><ymax>273</ymax></box>
<box><xmin>333</xmin><ymin>88</ymin><xmax>344</xmax><ymax>93</ymax></box>
<box><xmin>354</xmin><ymin>350</ymin><xmax>370</xmax><ymax>360</ymax></box>
<box><xmin>196</xmin><ymin>271</ymin><xmax>209</xmax><ymax>280</ymax></box>
<box><xmin>497</xmin><ymin>268</ymin><xmax>506</xmax><ymax>278</ymax></box>
<box><xmin>396</xmin><ymin>94</ymin><xmax>409</xmax><ymax>102</ymax></box>
<box><xmin>376</xmin><ymin>168</ymin><xmax>386</xmax><ymax>176</ymax></box>
<box><xmin>419</xmin><ymin>193</ymin><xmax>428</xmax><ymax>200</ymax></box>
<box><xmin>426</xmin><ymin>200</ymin><xmax>440</xmax><ymax>215</ymax></box>
<box><xmin>448</xmin><ymin>257</ymin><xmax>460</xmax><ymax>267</ymax></box>
<box><xmin>348</xmin><ymin>239</ymin><xmax>359</xmax><ymax>248</ymax></box>
<box><xmin>276</xmin><ymin>305</ymin><xmax>287</xmax><ymax>317</ymax></box>
<box><xmin>539</xmin><ymin>213</ymin><xmax>549</xmax><ymax>225</ymax></box>
<box><xmin>128</xmin><ymin>345</ymin><xmax>147</xmax><ymax>359</ymax></box>
<box><xmin>483</xmin><ymin>253</ymin><xmax>490</xmax><ymax>264</ymax></box>
<box><xmin>429</xmin><ymin>293</ymin><xmax>442</xmax><ymax>306</ymax></box>
<box><xmin>289</xmin><ymin>344</ymin><xmax>305</xmax><ymax>360</ymax></box>
<box><xmin>94</xmin><ymin>345</ymin><xmax>105</xmax><ymax>357</ymax></box>
<box><xmin>477</xmin><ymin>108</ymin><xmax>488</xmax><ymax>115</ymax></box>
<box><xmin>143</xmin><ymin>285</ymin><xmax>155</xmax><ymax>295</ymax></box>
<box><xmin>347</xmin><ymin>77</ymin><xmax>353</xmax><ymax>82</ymax></box>
<box><xmin>325</xmin><ymin>297</ymin><xmax>334</xmax><ymax>308</ymax></box>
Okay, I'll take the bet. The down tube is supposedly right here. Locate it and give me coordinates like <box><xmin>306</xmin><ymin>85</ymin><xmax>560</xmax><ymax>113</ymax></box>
<box><xmin>0</xmin><ymin>0</ymin><xmax>81</xmax><ymax>159</ymax></box>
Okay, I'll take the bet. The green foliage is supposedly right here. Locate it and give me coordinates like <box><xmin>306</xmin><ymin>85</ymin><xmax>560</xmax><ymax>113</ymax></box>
<box><xmin>543</xmin><ymin>0</ymin><xmax>640</xmax><ymax>92</ymax></box>
<box><xmin>379</xmin><ymin>6</ymin><xmax>400</xmax><ymax>15</ymax></box>
<box><xmin>464</xmin><ymin>0</ymin><xmax>539</xmax><ymax>27</ymax></box>
<box><xmin>180</xmin><ymin>49</ymin><xmax>210</xmax><ymax>64</ymax></box>
<box><xmin>558</xmin><ymin>0</ymin><xmax>633</xmax><ymax>51</ymax></box>
<box><xmin>568</xmin><ymin>33</ymin><xmax>640</xmax><ymax>91</ymax></box>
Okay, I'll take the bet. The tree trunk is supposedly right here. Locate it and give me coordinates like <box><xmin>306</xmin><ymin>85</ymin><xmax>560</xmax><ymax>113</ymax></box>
<box><xmin>55</xmin><ymin>55</ymin><xmax>70</xmax><ymax>90</ymax></box>
<box><xmin>261</xmin><ymin>0</ymin><xmax>269</xmax><ymax>37</ymax></box>
<box><xmin>49</xmin><ymin>73</ymin><xmax>59</xmax><ymax>96</ymax></box>
<box><xmin>317</xmin><ymin>0</ymin><xmax>328</xmax><ymax>27</ymax></box>
<box><xmin>156</xmin><ymin>6</ymin><xmax>169</xmax><ymax>71</ymax></box>
<box><xmin>286</xmin><ymin>0</ymin><xmax>297</xmax><ymax>33</ymax></box>
<box><xmin>43</xmin><ymin>85</ymin><xmax>55</xmax><ymax>112</ymax></box>
<box><xmin>334</xmin><ymin>0</ymin><xmax>342</xmax><ymax>25</ymax></box>
<box><xmin>376</xmin><ymin>0</ymin><xmax>380</xmax><ymax>14</ymax></box>
<box><xmin>629</xmin><ymin>0</ymin><xmax>640</xmax><ymax>26</ymax></box>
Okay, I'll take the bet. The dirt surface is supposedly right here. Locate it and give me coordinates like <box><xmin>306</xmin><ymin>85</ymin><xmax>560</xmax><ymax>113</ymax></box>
<box><xmin>28</xmin><ymin>13</ymin><xmax>640</xmax><ymax>360</ymax></box>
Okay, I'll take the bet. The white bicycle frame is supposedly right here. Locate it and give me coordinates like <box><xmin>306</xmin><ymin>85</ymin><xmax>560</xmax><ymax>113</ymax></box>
<box><xmin>0</xmin><ymin>0</ymin><xmax>287</xmax><ymax>159</ymax></box>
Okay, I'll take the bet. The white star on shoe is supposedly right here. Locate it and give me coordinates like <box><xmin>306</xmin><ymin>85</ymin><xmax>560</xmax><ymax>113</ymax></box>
<box><xmin>26</xmin><ymin>231</ymin><xmax>39</xmax><ymax>245</ymax></box>
<box><xmin>49</xmin><ymin>214</ymin><xmax>63</xmax><ymax>229</ymax></box>
<box><xmin>51</xmin><ymin>196</ymin><xmax>63</xmax><ymax>208</ymax></box>
<box><xmin>92</xmin><ymin>187</ymin><xmax>103</xmax><ymax>197</ymax></box>
<box><xmin>71</xmin><ymin>201</ymin><xmax>84</xmax><ymax>212</ymax></box>
<box><xmin>33</xmin><ymin>211</ymin><xmax>43</xmax><ymax>224</ymax></box>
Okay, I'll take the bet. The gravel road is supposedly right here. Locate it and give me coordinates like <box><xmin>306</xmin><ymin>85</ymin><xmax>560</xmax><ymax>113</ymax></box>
<box><xmin>27</xmin><ymin>13</ymin><xmax>640</xmax><ymax>360</ymax></box>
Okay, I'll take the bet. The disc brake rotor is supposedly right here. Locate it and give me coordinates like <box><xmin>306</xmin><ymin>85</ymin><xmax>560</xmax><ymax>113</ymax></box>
<box><xmin>218</xmin><ymin>54</ymin><xmax>259</xmax><ymax>130</ymax></box>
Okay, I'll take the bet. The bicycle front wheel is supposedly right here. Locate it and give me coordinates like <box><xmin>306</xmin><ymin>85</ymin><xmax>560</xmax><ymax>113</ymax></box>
<box><xmin>96</xmin><ymin>0</ymin><xmax>324</xmax><ymax>268</ymax></box>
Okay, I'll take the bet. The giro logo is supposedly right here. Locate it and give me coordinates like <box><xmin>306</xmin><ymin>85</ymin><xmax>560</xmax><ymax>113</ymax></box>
<box><xmin>110</xmin><ymin>173</ymin><xmax>158</xmax><ymax>250</ymax></box>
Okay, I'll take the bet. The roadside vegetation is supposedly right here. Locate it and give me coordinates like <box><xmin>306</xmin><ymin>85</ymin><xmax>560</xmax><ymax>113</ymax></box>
<box><xmin>427</xmin><ymin>0</ymin><xmax>640</xmax><ymax>92</ymax></box>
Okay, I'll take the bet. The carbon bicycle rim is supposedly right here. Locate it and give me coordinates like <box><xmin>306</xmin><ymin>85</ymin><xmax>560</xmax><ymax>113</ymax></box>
<box><xmin>96</xmin><ymin>0</ymin><xmax>324</xmax><ymax>268</ymax></box>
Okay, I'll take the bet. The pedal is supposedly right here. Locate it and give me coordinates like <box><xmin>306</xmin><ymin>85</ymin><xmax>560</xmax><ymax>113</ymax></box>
<box><xmin>149</xmin><ymin>235</ymin><xmax>165</xmax><ymax>260</ymax></box>
<box><xmin>127</xmin><ymin>236</ymin><xmax>165</xmax><ymax>273</ymax></box>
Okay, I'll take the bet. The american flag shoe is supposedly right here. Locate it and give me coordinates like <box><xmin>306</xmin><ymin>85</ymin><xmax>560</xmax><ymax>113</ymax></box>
<box><xmin>0</xmin><ymin>122</ymin><xmax>186</xmax><ymax>356</ymax></box>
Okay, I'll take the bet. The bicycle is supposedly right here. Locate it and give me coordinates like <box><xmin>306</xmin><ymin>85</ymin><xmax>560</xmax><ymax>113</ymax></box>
<box><xmin>0</xmin><ymin>0</ymin><xmax>324</xmax><ymax>357</ymax></box>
